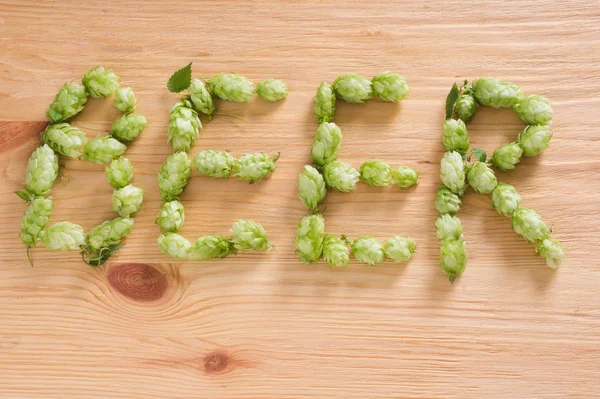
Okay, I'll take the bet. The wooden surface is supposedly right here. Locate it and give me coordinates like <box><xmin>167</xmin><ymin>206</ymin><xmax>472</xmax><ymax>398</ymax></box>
<box><xmin>1</xmin><ymin>1</ymin><xmax>599</xmax><ymax>398</ymax></box>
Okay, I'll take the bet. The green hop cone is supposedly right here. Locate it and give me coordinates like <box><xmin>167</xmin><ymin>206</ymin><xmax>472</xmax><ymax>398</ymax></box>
<box><xmin>435</xmin><ymin>186</ymin><xmax>462</xmax><ymax>214</ymax></box>
<box><xmin>297</xmin><ymin>165</ymin><xmax>326</xmax><ymax>211</ymax></box>
<box><xmin>86</xmin><ymin>217</ymin><xmax>134</xmax><ymax>253</ymax></box>
<box><xmin>440</xmin><ymin>151</ymin><xmax>466</xmax><ymax>195</ymax></box>
<box><xmin>41</xmin><ymin>222</ymin><xmax>85</xmax><ymax>251</ymax></box>
<box><xmin>190</xmin><ymin>235</ymin><xmax>235</xmax><ymax>261</ymax></box>
<box><xmin>24</xmin><ymin>144</ymin><xmax>59</xmax><ymax>197</ymax></box>
<box><xmin>384</xmin><ymin>236</ymin><xmax>416</xmax><ymax>262</ymax></box>
<box><xmin>256</xmin><ymin>78</ymin><xmax>288</xmax><ymax>101</ymax></box>
<box><xmin>188</xmin><ymin>78</ymin><xmax>216</xmax><ymax>117</ymax></box>
<box><xmin>472</xmin><ymin>78</ymin><xmax>524</xmax><ymax>108</ymax></box>
<box><xmin>456</xmin><ymin>91</ymin><xmax>477</xmax><ymax>122</ymax></box>
<box><xmin>233</xmin><ymin>153</ymin><xmax>278</xmax><ymax>182</ymax></box>
<box><xmin>491</xmin><ymin>142</ymin><xmax>523</xmax><ymax>171</ymax></box>
<box><xmin>518</xmin><ymin>125</ymin><xmax>552</xmax><ymax>157</ymax></box>
<box><xmin>105</xmin><ymin>157</ymin><xmax>134</xmax><ymax>189</ymax></box>
<box><xmin>466</xmin><ymin>162</ymin><xmax>498</xmax><ymax>195</ymax></box>
<box><xmin>42</xmin><ymin>123</ymin><xmax>87</xmax><ymax>158</ymax></box>
<box><xmin>312</xmin><ymin>122</ymin><xmax>342</xmax><ymax>167</ymax></box>
<box><xmin>168</xmin><ymin>100</ymin><xmax>202</xmax><ymax>152</ymax></box>
<box><xmin>491</xmin><ymin>183</ymin><xmax>521</xmax><ymax>217</ymax></box>
<box><xmin>83</xmin><ymin>135</ymin><xmax>127</xmax><ymax>164</ymax></box>
<box><xmin>231</xmin><ymin>219</ymin><xmax>271</xmax><ymax>251</ymax></box>
<box><xmin>323</xmin><ymin>161</ymin><xmax>360</xmax><ymax>192</ymax></box>
<box><xmin>19</xmin><ymin>197</ymin><xmax>53</xmax><ymax>247</ymax></box>
<box><xmin>352</xmin><ymin>236</ymin><xmax>386</xmax><ymax>265</ymax></box>
<box><xmin>155</xmin><ymin>200</ymin><xmax>185</xmax><ymax>233</ymax></box>
<box><xmin>314</xmin><ymin>82</ymin><xmax>336</xmax><ymax>123</ymax></box>
<box><xmin>323</xmin><ymin>235</ymin><xmax>350</xmax><ymax>268</ymax></box>
<box><xmin>536</xmin><ymin>236</ymin><xmax>564</xmax><ymax>269</ymax></box>
<box><xmin>82</xmin><ymin>66</ymin><xmax>120</xmax><ymax>98</ymax></box>
<box><xmin>193</xmin><ymin>150</ymin><xmax>235</xmax><ymax>178</ymax></box>
<box><xmin>514</xmin><ymin>95</ymin><xmax>552</xmax><ymax>125</ymax></box>
<box><xmin>392</xmin><ymin>166</ymin><xmax>418</xmax><ymax>189</ymax></box>
<box><xmin>114</xmin><ymin>87</ymin><xmax>136</xmax><ymax>114</ymax></box>
<box><xmin>512</xmin><ymin>208</ymin><xmax>549</xmax><ymax>243</ymax></box>
<box><xmin>157</xmin><ymin>232</ymin><xmax>191</xmax><ymax>259</ymax></box>
<box><xmin>209</xmin><ymin>73</ymin><xmax>255</xmax><ymax>103</ymax></box>
<box><xmin>333</xmin><ymin>73</ymin><xmax>372</xmax><ymax>103</ymax></box>
<box><xmin>435</xmin><ymin>214</ymin><xmax>463</xmax><ymax>241</ymax></box>
<box><xmin>294</xmin><ymin>214</ymin><xmax>325</xmax><ymax>264</ymax></box>
<box><xmin>158</xmin><ymin>151</ymin><xmax>192</xmax><ymax>201</ymax></box>
<box><xmin>111</xmin><ymin>114</ymin><xmax>147</xmax><ymax>142</ymax></box>
<box><xmin>442</xmin><ymin>119</ymin><xmax>470</xmax><ymax>154</ymax></box>
<box><xmin>440</xmin><ymin>239</ymin><xmax>467</xmax><ymax>282</ymax></box>
<box><xmin>112</xmin><ymin>184</ymin><xmax>144</xmax><ymax>217</ymax></box>
<box><xmin>360</xmin><ymin>159</ymin><xmax>392</xmax><ymax>186</ymax></box>
<box><xmin>46</xmin><ymin>82</ymin><xmax>88</xmax><ymax>123</ymax></box>
<box><xmin>371</xmin><ymin>72</ymin><xmax>410</xmax><ymax>102</ymax></box>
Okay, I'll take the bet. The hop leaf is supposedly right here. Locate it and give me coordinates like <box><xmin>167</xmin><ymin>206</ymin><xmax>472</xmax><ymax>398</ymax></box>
<box><xmin>294</xmin><ymin>214</ymin><xmax>325</xmax><ymax>264</ymax></box>
<box><xmin>25</xmin><ymin>145</ymin><xmax>59</xmax><ymax>197</ymax></box>
<box><xmin>491</xmin><ymin>183</ymin><xmax>521</xmax><ymax>217</ymax></box>
<box><xmin>105</xmin><ymin>157</ymin><xmax>134</xmax><ymax>189</ymax></box>
<box><xmin>168</xmin><ymin>100</ymin><xmax>202</xmax><ymax>152</ymax></box>
<box><xmin>384</xmin><ymin>236</ymin><xmax>416</xmax><ymax>262</ymax></box>
<box><xmin>333</xmin><ymin>74</ymin><xmax>372</xmax><ymax>103</ymax></box>
<box><xmin>158</xmin><ymin>152</ymin><xmax>192</xmax><ymax>201</ymax></box>
<box><xmin>233</xmin><ymin>153</ymin><xmax>278</xmax><ymax>182</ymax></box>
<box><xmin>352</xmin><ymin>236</ymin><xmax>386</xmax><ymax>265</ymax></box>
<box><xmin>360</xmin><ymin>159</ymin><xmax>392</xmax><ymax>186</ymax></box>
<box><xmin>167</xmin><ymin>62</ymin><xmax>192</xmax><ymax>93</ymax></box>
<box><xmin>442</xmin><ymin>119</ymin><xmax>470</xmax><ymax>154</ymax></box>
<box><xmin>256</xmin><ymin>78</ymin><xmax>288</xmax><ymax>102</ymax></box>
<box><xmin>514</xmin><ymin>95</ymin><xmax>552</xmax><ymax>125</ymax></box>
<box><xmin>157</xmin><ymin>232</ymin><xmax>191</xmax><ymax>258</ymax></box>
<box><xmin>209</xmin><ymin>73</ymin><xmax>255</xmax><ymax>102</ymax></box>
<box><xmin>472</xmin><ymin>78</ymin><xmax>523</xmax><ymax>108</ymax></box>
<box><xmin>42</xmin><ymin>123</ymin><xmax>87</xmax><ymax>158</ymax></box>
<box><xmin>512</xmin><ymin>208</ymin><xmax>549</xmax><ymax>243</ymax></box>
<box><xmin>193</xmin><ymin>150</ymin><xmax>236</xmax><ymax>178</ymax></box>
<box><xmin>41</xmin><ymin>222</ymin><xmax>85</xmax><ymax>251</ymax></box>
<box><xmin>392</xmin><ymin>166</ymin><xmax>418</xmax><ymax>189</ymax></box>
<box><xmin>189</xmin><ymin>78</ymin><xmax>216</xmax><ymax>117</ymax></box>
<box><xmin>46</xmin><ymin>82</ymin><xmax>88</xmax><ymax>123</ymax></box>
<box><xmin>112</xmin><ymin>184</ymin><xmax>144</xmax><ymax>217</ymax></box>
<box><xmin>440</xmin><ymin>151</ymin><xmax>466</xmax><ymax>195</ymax></box>
<box><xmin>297</xmin><ymin>165</ymin><xmax>326</xmax><ymax>211</ymax></box>
<box><xmin>518</xmin><ymin>125</ymin><xmax>552</xmax><ymax>157</ymax></box>
<box><xmin>471</xmin><ymin>148</ymin><xmax>487</xmax><ymax>163</ymax></box>
<box><xmin>435</xmin><ymin>214</ymin><xmax>463</xmax><ymax>241</ymax></box>
<box><xmin>323</xmin><ymin>235</ymin><xmax>350</xmax><ymax>268</ymax></box>
<box><xmin>231</xmin><ymin>219</ymin><xmax>271</xmax><ymax>251</ymax></box>
<box><xmin>371</xmin><ymin>72</ymin><xmax>410</xmax><ymax>102</ymax></box>
<box><xmin>323</xmin><ymin>161</ymin><xmax>360</xmax><ymax>192</ymax></box>
<box><xmin>440</xmin><ymin>239</ymin><xmax>467</xmax><ymax>282</ymax></box>
<box><xmin>111</xmin><ymin>114</ymin><xmax>147</xmax><ymax>142</ymax></box>
<box><xmin>86</xmin><ymin>217</ymin><xmax>134</xmax><ymax>253</ymax></box>
<box><xmin>466</xmin><ymin>162</ymin><xmax>497</xmax><ymax>195</ymax></box>
<box><xmin>312</xmin><ymin>122</ymin><xmax>342</xmax><ymax>167</ymax></box>
<box><xmin>19</xmin><ymin>197</ymin><xmax>53</xmax><ymax>247</ymax></box>
<box><xmin>491</xmin><ymin>142</ymin><xmax>522</xmax><ymax>171</ymax></box>
<box><xmin>83</xmin><ymin>135</ymin><xmax>127</xmax><ymax>164</ymax></box>
<box><xmin>155</xmin><ymin>200</ymin><xmax>185</xmax><ymax>233</ymax></box>
<box><xmin>114</xmin><ymin>87</ymin><xmax>137</xmax><ymax>114</ymax></box>
<box><xmin>82</xmin><ymin>66</ymin><xmax>120</xmax><ymax>98</ymax></box>
<box><xmin>191</xmin><ymin>235</ymin><xmax>235</xmax><ymax>261</ymax></box>
<box><xmin>435</xmin><ymin>186</ymin><xmax>462</xmax><ymax>214</ymax></box>
<box><xmin>536</xmin><ymin>236</ymin><xmax>564</xmax><ymax>269</ymax></box>
<box><xmin>314</xmin><ymin>82</ymin><xmax>336</xmax><ymax>123</ymax></box>
<box><xmin>445</xmin><ymin>83</ymin><xmax>460</xmax><ymax>120</ymax></box>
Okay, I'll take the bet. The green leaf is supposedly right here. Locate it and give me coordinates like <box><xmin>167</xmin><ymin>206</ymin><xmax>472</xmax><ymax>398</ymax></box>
<box><xmin>15</xmin><ymin>190</ymin><xmax>32</xmax><ymax>201</ymax></box>
<box><xmin>445</xmin><ymin>83</ymin><xmax>459</xmax><ymax>120</ymax></box>
<box><xmin>81</xmin><ymin>243</ymin><xmax>125</xmax><ymax>267</ymax></box>
<box><xmin>167</xmin><ymin>62</ymin><xmax>192</xmax><ymax>93</ymax></box>
<box><xmin>471</xmin><ymin>148</ymin><xmax>487</xmax><ymax>163</ymax></box>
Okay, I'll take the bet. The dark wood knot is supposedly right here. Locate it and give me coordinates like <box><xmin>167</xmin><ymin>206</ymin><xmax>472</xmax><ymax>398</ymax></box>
<box><xmin>108</xmin><ymin>263</ymin><xmax>168</xmax><ymax>302</ymax></box>
<box><xmin>203</xmin><ymin>351</ymin><xmax>229</xmax><ymax>373</ymax></box>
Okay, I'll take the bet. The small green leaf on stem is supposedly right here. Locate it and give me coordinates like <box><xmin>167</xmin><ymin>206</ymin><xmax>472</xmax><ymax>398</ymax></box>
<box><xmin>445</xmin><ymin>83</ymin><xmax>459</xmax><ymax>120</ymax></box>
<box><xmin>167</xmin><ymin>62</ymin><xmax>192</xmax><ymax>93</ymax></box>
<box><xmin>471</xmin><ymin>148</ymin><xmax>487</xmax><ymax>163</ymax></box>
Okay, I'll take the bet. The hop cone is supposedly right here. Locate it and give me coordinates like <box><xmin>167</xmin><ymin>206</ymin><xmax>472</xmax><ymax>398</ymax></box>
<box><xmin>536</xmin><ymin>237</ymin><xmax>564</xmax><ymax>269</ymax></box>
<box><xmin>456</xmin><ymin>91</ymin><xmax>477</xmax><ymax>122</ymax></box>
<box><xmin>442</xmin><ymin>119</ymin><xmax>469</xmax><ymax>154</ymax></box>
<box><xmin>393</xmin><ymin>166</ymin><xmax>419</xmax><ymax>189</ymax></box>
<box><xmin>323</xmin><ymin>235</ymin><xmax>350</xmax><ymax>268</ymax></box>
<box><xmin>297</xmin><ymin>165</ymin><xmax>326</xmax><ymax>211</ymax></box>
<box><xmin>233</xmin><ymin>153</ymin><xmax>278</xmax><ymax>182</ymax></box>
<box><xmin>435</xmin><ymin>214</ymin><xmax>463</xmax><ymax>241</ymax></box>
<box><xmin>231</xmin><ymin>219</ymin><xmax>271</xmax><ymax>251</ymax></box>
<box><xmin>256</xmin><ymin>78</ymin><xmax>288</xmax><ymax>101</ymax></box>
<box><xmin>312</xmin><ymin>122</ymin><xmax>342</xmax><ymax>167</ymax></box>
<box><xmin>514</xmin><ymin>95</ymin><xmax>552</xmax><ymax>125</ymax></box>
<box><xmin>512</xmin><ymin>208</ymin><xmax>549</xmax><ymax>243</ymax></box>
<box><xmin>371</xmin><ymin>72</ymin><xmax>410</xmax><ymax>102</ymax></box>
<box><xmin>46</xmin><ymin>82</ymin><xmax>88</xmax><ymax>123</ymax></box>
<box><xmin>189</xmin><ymin>78</ymin><xmax>216</xmax><ymax>117</ymax></box>
<box><xmin>82</xmin><ymin>66</ymin><xmax>120</xmax><ymax>98</ymax></box>
<box><xmin>333</xmin><ymin>74</ymin><xmax>372</xmax><ymax>103</ymax></box>
<box><xmin>112</xmin><ymin>184</ymin><xmax>144</xmax><ymax>217</ymax></box>
<box><xmin>440</xmin><ymin>151</ymin><xmax>466</xmax><ymax>195</ymax></box>
<box><xmin>294</xmin><ymin>214</ymin><xmax>325</xmax><ymax>264</ymax></box>
<box><xmin>472</xmin><ymin>78</ymin><xmax>523</xmax><ymax>108</ymax></box>
<box><xmin>323</xmin><ymin>161</ymin><xmax>359</xmax><ymax>192</ymax></box>
<box><xmin>466</xmin><ymin>162</ymin><xmax>497</xmax><ymax>194</ymax></box>
<box><xmin>168</xmin><ymin>100</ymin><xmax>201</xmax><ymax>152</ymax></box>
<box><xmin>114</xmin><ymin>87</ymin><xmax>136</xmax><ymax>114</ymax></box>
<box><xmin>157</xmin><ymin>232</ymin><xmax>191</xmax><ymax>259</ymax></box>
<box><xmin>352</xmin><ymin>237</ymin><xmax>386</xmax><ymax>265</ymax></box>
<box><xmin>25</xmin><ymin>144</ymin><xmax>59</xmax><ymax>197</ymax></box>
<box><xmin>360</xmin><ymin>160</ymin><xmax>391</xmax><ymax>186</ymax></box>
<box><xmin>19</xmin><ymin>197</ymin><xmax>53</xmax><ymax>247</ymax></box>
<box><xmin>314</xmin><ymin>82</ymin><xmax>336</xmax><ymax>123</ymax></box>
<box><xmin>193</xmin><ymin>150</ymin><xmax>235</xmax><ymax>178</ymax></box>
<box><xmin>435</xmin><ymin>186</ymin><xmax>462</xmax><ymax>214</ymax></box>
<box><xmin>190</xmin><ymin>235</ymin><xmax>235</xmax><ymax>261</ymax></box>
<box><xmin>105</xmin><ymin>157</ymin><xmax>134</xmax><ymax>189</ymax></box>
<box><xmin>491</xmin><ymin>142</ymin><xmax>523</xmax><ymax>171</ymax></box>
<box><xmin>158</xmin><ymin>151</ymin><xmax>192</xmax><ymax>201</ymax></box>
<box><xmin>491</xmin><ymin>183</ymin><xmax>521</xmax><ymax>217</ymax></box>
<box><xmin>111</xmin><ymin>114</ymin><xmax>147</xmax><ymax>142</ymax></box>
<box><xmin>440</xmin><ymin>239</ymin><xmax>467</xmax><ymax>282</ymax></box>
<box><xmin>42</xmin><ymin>123</ymin><xmax>87</xmax><ymax>158</ymax></box>
<box><xmin>87</xmin><ymin>217</ymin><xmax>134</xmax><ymax>252</ymax></box>
<box><xmin>384</xmin><ymin>236</ymin><xmax>416</xmax><ymax>262</ymax></box>
<box><xmin>209</xmin><ymin>73</ymin><xmax>254</xmax><ymax>102</ymax></box>
<box><xmin>83</xmin><ymin>135</ymin><xmax>126</xmax><ymax>164</ymax></box>
<box><xmin>518</xmin><ymin>125</ymin><xmax>552</xmax><ymax>157</ymax></box>
<box><xmin>41</xmin><ymin>222</ymin><xmax>85</xmax><ymax>251</ymax></box>
<box><xmin>155</xmin><ymin>200</ymin><xmax>185</xmax><ymax>233</ymax></box>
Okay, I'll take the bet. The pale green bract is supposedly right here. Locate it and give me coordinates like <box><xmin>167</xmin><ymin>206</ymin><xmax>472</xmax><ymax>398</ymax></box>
<box><xmin>323</xmin><ymin>235</ymin><xmax>350</xmax><ymax>268</ymax></box>
<box><xmin>536</xmin><ymin>237</ymin><xmax>564</xmax><ymax>269</ymax></box>
<box><xmin>87</xmin><ymin>217</ymin><xmax>134</xmax><ymax>252</ymax></box>
<box><xmin>111</xmin><ymin>114</ymin><xmax>147</xmax><ymax>142</ymax></box>
<box><xmin>158</xmin><ymin>151</ymin><xmax>192</xmax><ymax>201</ymax></box>
<box><xmin>314</xmin><ymin>82</ymin><xmax>336</xmax><ymax>123</ymax></box>
<box><xmin>83</xmin><ymin>135</ymin><xmax>127</xmax><ymax>164</ymax></box>
<box><xmin>440</xmin><ymin>151</ymin><xmax>466</xmax><ymax>195</ymax></box>
<box><xmin>82</xmin><ymin>66</ymin><xmax>120</xmax><ymax>98</ymax></box>
<box><xmin>491</xmin><ymin>183</ymin><xmax>521</xmax><ymax>217</ymax></box>
<box><xmin>155</xmin><ymin>200</ymin><xmax>184</xmax><ymax>233</ymax></box>
<box><xmin>435</xmin><ymin>186</ymin><xmax>462</xmax><ymax>214</ymax></box>
<box><xmin>25</xmin><ymin>144</ymin><xmax>59</xmax><ymax>197</ymax></box>
<box><xmin>188</xmin><ymin>78</ymin><xmax>216</xmax><ymax>117</ymax></box>
<box><xmin>168</xmin><ymin>100</ymin><xmax>201</xmax><ymax>152</ymax></box>
<box><xmin>514</xmin><ymin>95</ymin><xmax>553</xmax><ymax>125</ymax></box>
<box><xmin>371</xmin><ymin>72</ymin><xmax>410</xmax><ymax>102</ymax></box>
<box><xmin>112</xmin><ymin>184</ymin><xmax>144</xmax><ymax>217</ymax></box>
<box><xmin>466</xmin><ymin>162</ymin><xmax>498</xmax><ymax>195</ymax></box>
<box><xmin>46</xmin><ymin>82</ymin><xmax>88</xmax><ymax>123</ymax></box>
<box><xmin>193</xmin><ymin>150</ymin><xmax>235</xmax><ymax>178</ymax></box>
<box><xmin>209</xmin><ymin>73</ymin><xmax>255</xmax><ymax>103</ymax></box>
<box><xmin>157</xmin><ymin>232</ymin><xmax>191</xmax><ymax>259</ymax></box>
<box><xmin>294</xmin><ymin>214</ymin><xmax>325</xmax><ymax>264</ymax></box>
<box><xmin>114</xmin><ymin>87</ymin><xmax>136</xmax><ymax>114</ymax></box>
<box><xmin>311</xmin><ymin>122</ymin><xmax>342</xmax><ymax>167</ymax></box>
<box><xmin>233</xmin><ymin>153</ymin><xmax>277</xmax><ymax>182</ymax></box>
<box><xmin>297</xmin><ymin>165</ymin><xmax>326</xmax><ymax>211</ymax></box>
<box><xmin>435</xmin><ymin>214</ymin><xmax>463</xmax><ymax>241</ymax></box>
<box><xmin>231</xmin><ymin>219</ymin><xmax>271</xmax><ymax>251</ymax></box>
<box><xmin>392</xmin><ymin>166</ymin><xmax>418</xmax><ymax>189</ymax></box>
<box><xmin>190</xmin><ymin>235</ymin><xmax>235</xmax><ymax>261</ymax></box>
<box><xmin>384</xmin><ymin>236</ymin><xmax>416</xmax><ymax>262</ymax></box>
<box><xmin>360</xmin><ymin>159</ymin><xmax>391</xmax><ymax>186</ymax></box>
<box><xmin>456</xmin><ymin>91</ymin><xmax>477</xmax><ymax>122</ymax></box>
<box><xmin>442</xmin><ymin>119</ymin><xmax>469</xmax><ymax>154</ymax></box>
<box><xmin>518</xmin><ymin>125</ymin><xmax>552</xmax><ymax>157</ymax></box>
<box><xmin>256</xmin><ymin>79</ymin><xmax>288</xmax><ymax>101</ymax></box>
<box><xmin>352</xmin><ymin>236</ymin><xmax>386</xmax><ymax>265</ymax></box>
<box><xmin>512</xmin><ymin>208</ymin><xmax>549</xmax><ymax>243</ymax></box>
<box><xmin>472</xmin><ymin>78</ymin><xmax>523</xmax><ymax>108</ymax></box>
<box><xmin>105</xmin><ymin>157</ymin><xmax>134</xmax><ymax>189</ymax></box>
<box><xmin>41</xmin><ymin>222</ymin><xmax>85</xmax><ymax>251</ymax></box>
<box><xmin>333</xmin><ymin>73</ymin><xmax>372</xmax><ymax>103</ymax></box>
<box><xmin>491</xmin><ymin>142</ymin><xmax>523</xmax><ymax>171</ymax></box>
<box><xmin>19</xmin><ymin>197</ymin><xmax>53</xmax><ymax>247</ymax></box>
<box><xmin>440</xmin><ymin>239</ymin><xmax>467</xmax><ymax>282</ymax></box>
<box><xmin>42</xmin><ymin>123</ymin><xmax>87</xmax><ymax>158</ymax></box>
<box><xmin>323</xmin><ymin>161</ymin><xmax>360</xmax><ymax>192</ymax></box>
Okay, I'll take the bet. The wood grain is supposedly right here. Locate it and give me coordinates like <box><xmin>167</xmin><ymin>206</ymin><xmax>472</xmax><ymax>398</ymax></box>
<box><xmin>1</xmin><ymin>1</ymin><xmax>599</xmax><ymax>398</ymax></box>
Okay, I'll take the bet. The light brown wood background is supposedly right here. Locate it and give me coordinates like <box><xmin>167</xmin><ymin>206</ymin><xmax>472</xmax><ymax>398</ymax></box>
<box><xmin>1</xmin><ymin>1</ymin><xmax>599</xmax><ymax>398</ymax></box>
